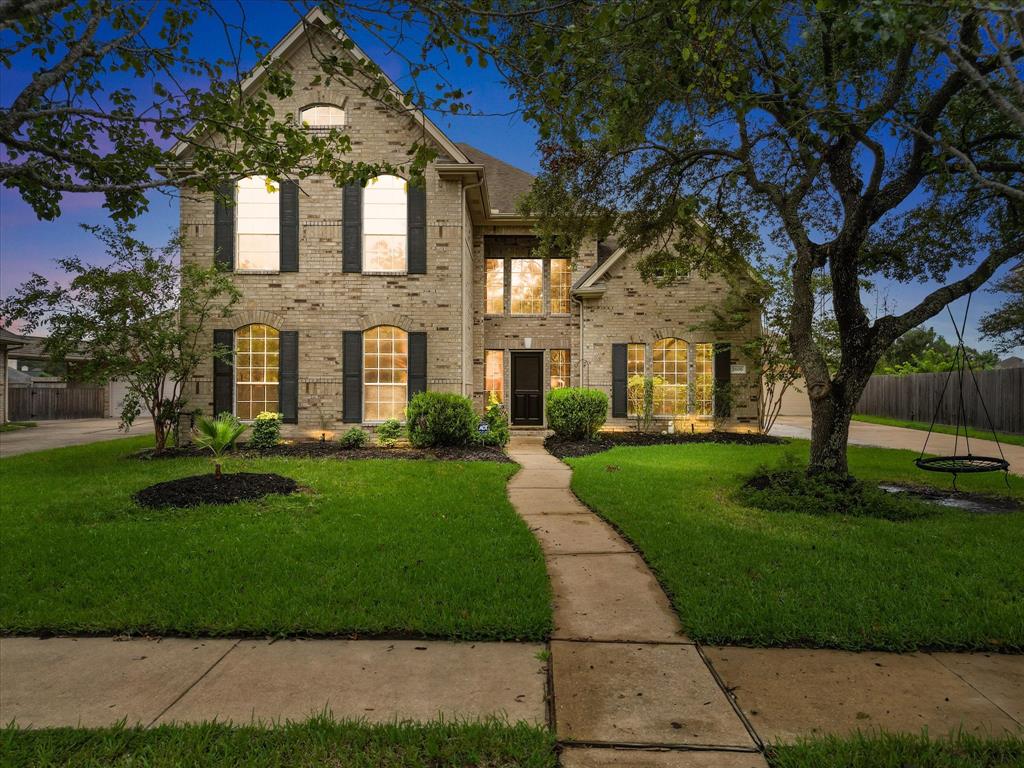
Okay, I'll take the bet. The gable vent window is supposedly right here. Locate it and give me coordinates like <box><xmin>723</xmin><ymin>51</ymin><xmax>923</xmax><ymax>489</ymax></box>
<box><xmin>299</xmin><ymin>104</ymin><xmax>346</xmax><ymax>128</ymax></box>
<box><xmin>363</xmin><ymin>175</ymin><xmax>407</xmax><ymax>272</ymax></box>
<box><xmin>236</xmin><ymin>176</ymin><xmax>280</xmax><ymax>271</ymax></box>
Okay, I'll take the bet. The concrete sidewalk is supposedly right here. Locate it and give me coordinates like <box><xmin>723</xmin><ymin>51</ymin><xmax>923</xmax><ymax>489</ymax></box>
<box><xmin>0</xmin><ymin>637</ymin><xmax>546</xmax><ymax>728</ymax></box>
<box><xmin>771</xmin><ymin>416</ymin><xmax>1023</xmax><ymax>474</ymax></box>
<box><xmin>0</xmin><ymin>418</ymin><xmax>149</xmax><ymax>458</ymax></box>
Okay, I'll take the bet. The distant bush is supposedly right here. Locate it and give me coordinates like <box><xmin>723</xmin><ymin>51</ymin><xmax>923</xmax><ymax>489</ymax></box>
<box><xmin>375</xmin><ymin>419</ymin><xmax>403</xmax><ymax>448</ymax></box>
<box><xmin>546</xmin><ymin>387</ymin><xmax>608</xmax><ymax>440</ymax></box>
<box><xmin>248</xmin><ymin>411</ymin><xmax>282</xmax><ymax>449</ymax></box>
<box><xmin>406</xmin><ymin>391</ymin><xmax>477</xmax><ymax>447</ymax></box>
<box><xmin>338</xmin><ymin>427</ymin><xmax>369</xmax><ymax>449</ymax></box>
<box><xmin>475</xmin><ymin>396</ymin><xmax>510</xmax><ymax>447</ymax></box>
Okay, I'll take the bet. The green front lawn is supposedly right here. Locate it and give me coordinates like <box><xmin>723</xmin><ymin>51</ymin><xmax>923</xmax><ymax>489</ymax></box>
<box><xmin>770</xmin><ymin>731</ymin><xmax>1024</xmax><ymax>768</ymax></box>
<box><xmin>0</xmin><ymin>438</ymin><xmax>550</xmax><ymax>640</ymax></box>
<box><xmin>567</xmin><ymin>441</ymin><xmax>1024</xmax><ymax>651</ymax></box>
<box><xmin>852</xmin><ymin>413</ymin><xmax>1024</xmax><ymax>447</ymax></box>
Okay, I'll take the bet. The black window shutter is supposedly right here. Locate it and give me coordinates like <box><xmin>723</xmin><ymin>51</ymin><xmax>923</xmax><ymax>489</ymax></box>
<box><xmin>407</xmin><ymin>184</ymin><xmax>427</xmax><ymax>274</ymax></box>
<box><xmin>408</xmin><ymin>332</ymin><xmax>427</xmax><ymax>400</ymax></box>
<box><xmin>213</xmin><ymin>329</ymin><xmax>234</xmax><ymax>415</ymax></box>
<box><xmin>279</xmin><ymin>181</ymin><xmax>299</xmax><ymax>272</ymax></box>
<box><xmin>342</xmin><ymin>330</ymin><xmax>363</xmax><ymax>422</ymax></box>
<box><xmin>213</xmin><ymin>183</ymin><xmax>235</xmax><ymax>270</ymax></box>
<box><xmin>611</xmin><ymin>343</ymin><xmax>628</xmax><ymax>418</ymax></box>
<box><xmin>714</xmin><ymin>343</ymin><xmax>732</xmax><ymax>418</ymax></box>
<box><xmin>342</xmin><ymin>184</ymin><xmax>362</xmax><ymax>273</ymax></box>
<box><xmin>278</xmin><ymin>330</ymin><xmax>299</xmax><ymax>423</ymax></box>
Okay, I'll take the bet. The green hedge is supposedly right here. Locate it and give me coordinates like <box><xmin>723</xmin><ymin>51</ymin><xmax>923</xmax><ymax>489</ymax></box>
<box><xmin>406</xmin><ymin>391</ymin><xmax>478</xmax><ymax>447</ymax></box>
<box><xmin>546</xmin><ymin>387</ymin><xmax>607</xmax><ymax>440</ymax></box>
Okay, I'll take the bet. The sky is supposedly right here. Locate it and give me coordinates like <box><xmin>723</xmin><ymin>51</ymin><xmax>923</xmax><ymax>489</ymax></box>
<box><xmin>0</xmin><ymin>2</ymin><xmax>1018</xmax><ymax>355</ymax></box>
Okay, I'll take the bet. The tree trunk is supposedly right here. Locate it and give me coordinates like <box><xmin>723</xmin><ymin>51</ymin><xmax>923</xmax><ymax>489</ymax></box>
<box><xmin>152</xmin><ymin>411</ymin><xmax>167</xmax><ymax>454</ymax></box>
<box><xmin>808</xmin><ymin>393</ymin><xmax>853</xmax><ymax>477</ymax></box>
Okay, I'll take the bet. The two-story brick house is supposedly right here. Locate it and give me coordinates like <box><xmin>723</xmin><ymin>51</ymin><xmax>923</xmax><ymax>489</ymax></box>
<box><xmin>177</xmin><ymin>10</ymin><xmax>761</xmax><ymax>436</ymax></box>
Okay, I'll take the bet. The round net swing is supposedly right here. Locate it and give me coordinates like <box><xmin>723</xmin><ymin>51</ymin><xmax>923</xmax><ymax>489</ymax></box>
<box><xmin>913</xmin><ymin>294</ymin><xmax>1011</xmax><ymax>490</ymax></box>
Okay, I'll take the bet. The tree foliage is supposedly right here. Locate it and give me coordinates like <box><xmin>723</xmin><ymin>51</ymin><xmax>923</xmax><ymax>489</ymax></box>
<box><xmin>0</xmin><ymin>224</ymin><xmax>240</xmax><ymax>452</ymax></box>
<box><xmin>979</xmin><ymin>264</ymin><xmax>1024</xmax><ymax>354</ymax></box>
<box><xmin>875</xmin><ymin>326</ymin><xmax>998</xmax><ymax>375</ymax></box>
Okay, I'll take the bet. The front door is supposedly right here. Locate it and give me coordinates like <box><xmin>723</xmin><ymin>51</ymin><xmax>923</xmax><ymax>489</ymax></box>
<box><xmin>511</xmin><ymin>351</ymin><xmax>544</xmax><ymax>425</ymax></box>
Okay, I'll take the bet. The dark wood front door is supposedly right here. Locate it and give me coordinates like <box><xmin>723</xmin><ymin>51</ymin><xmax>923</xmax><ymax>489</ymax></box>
<box><xmin>511</xmin><ymin>351</ymin><xmax>544</xmax><ymax>425</ymax></box>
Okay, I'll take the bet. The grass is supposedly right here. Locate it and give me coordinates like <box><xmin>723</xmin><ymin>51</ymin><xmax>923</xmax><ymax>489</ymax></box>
<box><xmin>852</xmin><ymin>413</ymin><xmax>1024</xmax><ymax>447</ymax></box>
<box><xmin>0</xmin><ymin>420</ymin><xmax>37</xmax><ymax>432</ymax></box>
<box><xmin>567</xmin><ymin>441</ymin><xmax>1024</xmax><ymax>651</ymax></box>
<box><xmin>769</xmin><ymin>731</ymin><xmax>1024</xmax><ymax>767</ymax></box>
<box><xmin>0</xmin><ymin>717</ymin><xmax>557</xmax><ymax>768</ymax></box>
<box><xmin>0</xmin><ymin>438</ymin><xmax>550</xmax><ymax>640</ymax></box>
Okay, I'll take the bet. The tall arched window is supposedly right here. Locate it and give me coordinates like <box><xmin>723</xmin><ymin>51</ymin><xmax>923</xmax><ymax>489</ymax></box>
<box><xmin>653</xmin><ymin>338</ymin><xmax>687</xmax><ymax>416</ymax></box>
<box><xmin>363</xmin><ymin>175</ymin><xmax>407</xmax><ymax>272</ymax></box>
<box><xmin>299</xmin><ymin>104</ymin><xmax>346</xmax><ymax>128</ymax></box>
<box><xmin>364</xmin><ymin>326</ymin><xmax>408</xmax><ymax>421</ymax></box>
<box><xmin>235</xmin><ymin>324</ymin><xmax>279</xmax><ymax>420</ymax></box>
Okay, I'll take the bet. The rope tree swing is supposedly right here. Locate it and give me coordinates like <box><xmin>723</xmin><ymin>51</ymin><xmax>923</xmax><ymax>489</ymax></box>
<box><xmin>914</xmin><ymin>293</ymin><xmax>1011</xmax><ymax>490</ymax></box>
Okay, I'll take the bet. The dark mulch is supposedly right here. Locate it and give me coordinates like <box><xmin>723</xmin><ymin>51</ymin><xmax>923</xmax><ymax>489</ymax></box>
<box><xmin>545</xmin><ymin>430</ymin><xmax>786</xmax><ymax>459</ymax></box>
<box><xmin>134</xmin><ymin>472</ymin><xmax>299</xmax><ymax>509</ymax></box>
<box><xmin>135</xmin><ymin>442</ymin><xmax>512</xmax><ymax>463</ymax></box>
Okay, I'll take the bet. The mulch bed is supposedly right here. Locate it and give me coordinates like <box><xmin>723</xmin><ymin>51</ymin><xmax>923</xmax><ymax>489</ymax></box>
<box><xmin>134</xmin><ymin>472</ymin><xmax>299</xmax><ymax>509</ymax></box>
<box><xmin>135</xmin><ymin>442</ymin><xmax>512</xmax><ymax>463</ymax></box>
<box><xmin>545</xmin><ymin>430</ymin><xmax>787</xmax><ymax>458</ymax></box>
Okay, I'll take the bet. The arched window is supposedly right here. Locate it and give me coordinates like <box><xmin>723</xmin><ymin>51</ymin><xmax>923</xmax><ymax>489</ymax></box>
<box><xmin>235</xmin><ymin>176</ymin><xmax>279</xmax><ymax>271</ymax></box>
<box><xmin>364</xmin><ymin>326</ymin><xmax>408</xmax><ymax>422</ymax></box>
<box><xmin>653</xmin><ymin>338</ymin><xmax>687</xmax><ymax>416</ymax></box>
<box><xmin>235</xmin><ymin>324</ymin><xmax>279</xmax><ymax>420</ymax></box>
<box><xmin>363</xmin><ymin>175</ymin><xmax>407</xmax><ymax>272</ymax></box>
<box><xmin>299</xmin><ymin>104</ymin><xmax>346</xmax><ymax>128</ymax></box>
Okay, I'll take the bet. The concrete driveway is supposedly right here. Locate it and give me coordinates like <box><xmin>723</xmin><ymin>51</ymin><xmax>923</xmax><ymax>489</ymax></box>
<box><xmin>0</xmin><ymin>418</ymin><xmax>149</xmax><ymax>458</ymax></box>
<box><xmin>771</xmin><ymin>416</ymin><xmax>1023</xmax><ymax>476</ymax></box>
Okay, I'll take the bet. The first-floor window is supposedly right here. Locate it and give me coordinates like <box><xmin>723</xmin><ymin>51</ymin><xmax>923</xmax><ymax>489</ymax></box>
<box><xmin>485</xmin><ymin>350</ymin><xmax>504</xmax><ymax>404</ymax></box>
<box><xmin>550</xmin><ymin>349</ymin><xmax>570</xmax><ymax>389</ymax></box>
<box><xmin>364</xmin><ymin>325</ymin><xmax>408</xmax><ymax>421</ymax></box>
<box><xmin>235</xmin><ymin>324</ymin><xmax>279</xmax><ymax>420</ymax></box>
<box><xmin>627</xmin><ymin>343</ymin><xmax>645</xmax><ymax>416</ymax></box>
<box><xmin>694</xmin><ymin>342</ymin><xmax>714</xmax><ymax>416</ymax></box>
<box><xmin>653</xmin><ymin>338</ymin><xmax>688</xmax><ymax>416</ymax></box>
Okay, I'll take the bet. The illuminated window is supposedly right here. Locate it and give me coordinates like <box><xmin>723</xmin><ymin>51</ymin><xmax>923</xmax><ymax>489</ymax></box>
<box><xmin>298</xmin><ymin>104</ymin><xmax>346</xmax><ymax>128</ymax></box>
<box><xmin>485</xmin><ymin>350</ymin><xmax>504</xmax><ymax>404</ymax></box>
<box><xmin>510</xmin><ymin>258</ymin><xmax>543</xmax><ymax>314</ymax></box>
<box><xmin>236</xmin><ymin>176</ymin><xmax>279</xmax><ymax>271</ymax></box>
<box><xmin>694</xmin><ymin>343</ymin><xmax>714</xmax><ymax>416</ymax></box>
<box><xmin>363</xmin><ymin>175</ymin><xmax>407</xmax><ymax>272</ymax></box>
<box><xmin>486</xmin><ymin>259</ymin><xmax>504</xmax><ymax>314</ymax></box>
<box><xmin>550</xmin><ymin>349</ymin><xmax>570</xmax><ymax>389</ymax></box>
<box><xmin>653</xmin><ymin>338</ymin><xmax>688</xmax><ymax>416</ymax></box>
<box><xmin>235</xmin><ymin>324</ymin><xmax>279</xmax><ymax>421</ymax></box>
<box><xmin>364</xmin><ymin>326</ymin><xmax>408</xmax><ymax>421</ymax></box>
<box><xmin>550</xmin><ymin>259</ymin><xmax>571</xmax><ymax>314</ymax></box>
<box><xmin>627</xmin><ymin>343</ymin><xmax>645</xmax><ymax>416</ymax></box>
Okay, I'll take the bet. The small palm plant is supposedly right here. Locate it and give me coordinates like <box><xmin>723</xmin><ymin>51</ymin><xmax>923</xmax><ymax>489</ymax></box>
<box><xmin>193</xmin><ymin>413</ymin><xmax>247</xmax><ymax>480</ymax></box>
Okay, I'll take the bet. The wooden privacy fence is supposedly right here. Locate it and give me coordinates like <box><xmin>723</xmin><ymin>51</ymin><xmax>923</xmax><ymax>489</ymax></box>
<box><xmin>857</xmin><ymin>367</ymin><xmax>1024</xmax><ymax>435</ymax></box>
<box><xmin>8</xmin><ymin>385</ymin><xmax>105</xmax><ymax>421</ymax></box>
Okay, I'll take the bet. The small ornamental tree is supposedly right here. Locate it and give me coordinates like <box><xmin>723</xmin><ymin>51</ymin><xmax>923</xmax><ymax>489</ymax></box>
<box><xmin>0</xmin><ymin>224</ymin><xmax>240</xmax><ymax>453</ymax></box>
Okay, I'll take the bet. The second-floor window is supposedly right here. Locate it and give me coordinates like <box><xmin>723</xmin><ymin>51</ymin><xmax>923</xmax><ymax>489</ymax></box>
<box><xmin>236</xmin><ymin>176</ymin><xmax>279</xmax><ymax>271</ymax></box>
<box><xmin>510</xmin><ymin>258</ymin><xmax>543</xmax><ymax>315</ymax></box>
<box><xmin>550</xmin><ymin>259</ymin><xmax>571</xmax><ymax>314</ymax></box>
<box><xmin>486</xmin><ymin>259</ymin><xmax>504</xmax><ymax>314</ymax></box>
<box><xmin>363</xmin><ymin>175</ymin><xmax>407</xmax><ymax>273</ymax></box>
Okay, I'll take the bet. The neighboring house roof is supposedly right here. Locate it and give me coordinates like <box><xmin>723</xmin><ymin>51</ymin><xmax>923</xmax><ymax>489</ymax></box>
<box><xmin>4</xmin><ymin>334</ymin><xmax>92</xmax><ymax>362</ymax></box>
<box><xmin>6</xmin><ymin>367</ymin><xmax>34</xmax><ymax>385</ymax></box>
<box><xmin>0</xmin><ymin>327</ymin><xmax>26</xmax><ymax>351</ymax></box>
<box><xmin>998</xmin><ymin>356</ymin><xmax>1023</xmax><ymax>368</ymax></box>
<box><xmin>454</xmin><ymin>143</ymin><xmax>535</xmax><ymax>215</ymax></box>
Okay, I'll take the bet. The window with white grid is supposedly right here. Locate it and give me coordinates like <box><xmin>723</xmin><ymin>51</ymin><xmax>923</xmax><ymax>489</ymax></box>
<box><xmin>363</xmin><ymin>175</ymin><xmax>407</xmax><ymax>273</ymax></box>
<box><xmin>653</xmin><ymin>338</ymin><xmax>688</xmax><ymax>416</ymax></box>
<box><xmin>550</xmin><ymin>349</ymin><xmax>570</xmax><ymax>389</ymax></box>
<box><xmin>236</xmin><ymin>176</ymin><xmax>279</xmax><ymax>271</ymax></box>
<box><xmin>510</xmin><ymin>258</ymin><xmax>543</xmax><ymax>314</ymax></box>
<box><xmin>486</xmin><ymin>259</ymin><xmax>504</xmax><ymax>314</ymax></box>
<box><xmin>627</xmin><ymin>343</ymin><xmax>645</xmax><ymax>416</ymax></box>
<box><xmin>694</xmin><ymin>343</ymin><xmax>714</xmax><ymax>416</ymax></box>
<box><xmin>363</xmin><ymin>326</ymin><xmax>408</xmax><ymax>422</ymax></box>
<box><xmin>234</xmin><ymin>324</ymin><xmax>279</xmax><ymax>421</ymax></box>
<box><xmin>550</xmin><ymin>259</ymin><xmax>571</xmax><ymax>314</ymax></box>
<box><xmin>299</xmin><ymin>104</ymin><xmax>346</xmax><ymax>128</ymax></box>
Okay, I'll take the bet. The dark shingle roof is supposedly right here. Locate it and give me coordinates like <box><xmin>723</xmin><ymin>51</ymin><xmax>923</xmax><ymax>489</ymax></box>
<box><xmin>455</xmin><ymin>143</ymin><xmax>535</xmax><ymax>215</ymax></box>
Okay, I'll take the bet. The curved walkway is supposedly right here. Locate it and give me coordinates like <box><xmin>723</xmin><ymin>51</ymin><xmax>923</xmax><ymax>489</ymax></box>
<box><xmin>506</xmin><ymin>436</ymin><xmax>766</xmax><ymax>768</ymax></box>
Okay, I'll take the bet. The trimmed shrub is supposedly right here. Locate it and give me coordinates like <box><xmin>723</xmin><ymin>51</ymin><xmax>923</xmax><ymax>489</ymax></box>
<box><xmin>406</xmin><ymin>391</ymin><xmax>477</xmax><ymax>448</ymax></box>
<box><xmin>475</xmin><ymin>397</ymin><xmax>510</xmax><ymax>447</ymax></box>
<box><xmin>248</xmin><ymin>411</ymin><xmax>282</xmax><ymax>449</ymax></box>
<box><xmin>376</xmin><ymin>419</ymin><xmax>403</xmax><ymax>447</ymax></box>
<box><xmin>338</xmin><ymin>427</ymin><xmax>369</xmax><ymax>449</ymax></box>
<box><xmin>546</xmin><ymin>387</ymin><xmax>608</xmax><ymax>440</ymax></box>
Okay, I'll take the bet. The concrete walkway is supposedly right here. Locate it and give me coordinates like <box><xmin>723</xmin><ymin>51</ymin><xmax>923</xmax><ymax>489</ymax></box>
<box><xmin>506</xmin><ymin>436</ymin><xmax>765</xmax><ymax>768</ymax></box>
<box><xmin>0</xmin><ymin>637</ymin><xmax>546</xmax><ymax>728</ymax></box>
<box><xmin>771</xmin><ymin>416</ymin><xmax>1023</xmax><ymax>474</ymax></box>
<box><xmin>0</xmin><ymin>418</ymin><xmax>149</xmax><ymax>458</ymax></box>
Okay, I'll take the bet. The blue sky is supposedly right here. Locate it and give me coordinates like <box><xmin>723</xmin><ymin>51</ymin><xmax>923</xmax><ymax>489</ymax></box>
<box><xmin>0</xmin><ymin>3</ymin><xmax>1017</xmax><ymax>355</ymax></box>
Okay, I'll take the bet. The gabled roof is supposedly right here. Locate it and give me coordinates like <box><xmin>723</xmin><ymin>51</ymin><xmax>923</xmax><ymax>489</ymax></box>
<box><xmin>455</xmin><ymin>143</ymin><xmax>534</xmax><ymax>215</ymax></box>
<box><xmin>169</xmin><ymin>7</ymin><xmax>470</xmax><ymax>166</ymax></box>
<box><xmin>0</xmin><ymin>327</ymin><xmax>25</xmax><ymax>350</ymax></box>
